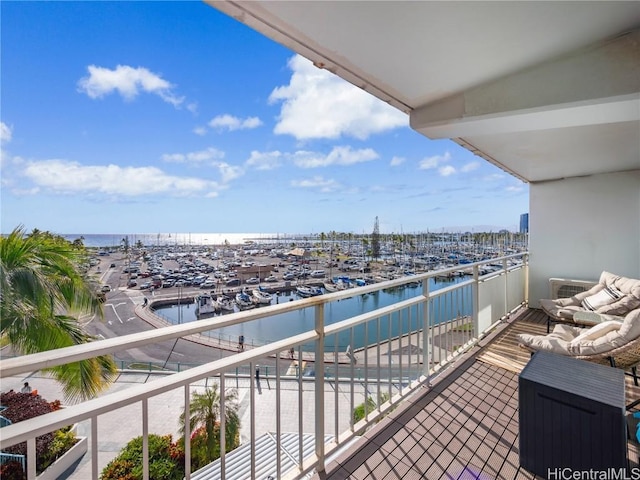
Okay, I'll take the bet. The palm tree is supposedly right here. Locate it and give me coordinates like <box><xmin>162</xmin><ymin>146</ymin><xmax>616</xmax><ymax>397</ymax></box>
<box><xmin>180</xmin><ymin>385</ymin><xmax>240</xmax><ymax>463</ymax></box>
<box><xmin>0</xmin><ymin>226</ymin><xmax>117</xmax><ymax>401</ymax></box>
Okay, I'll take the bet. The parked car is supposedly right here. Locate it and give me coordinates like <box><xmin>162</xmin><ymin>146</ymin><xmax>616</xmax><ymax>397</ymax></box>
<box><xmin>127</xmin><ymin>280</ymin><xmax>137</xmax><ymax>288</ymax></box>
<box><xmin>225</xmin><ymin>278</ymin><xmax>241</xmax><ymax>287</ymax></box>
<box><xmin>246</xmin><ymin>277</ymin><xmax>260</xmax><ymax>285</ymax></box>
<box><xmin>101</xmin><ymin>285</ymin><xmax>111</xmax><ymax>293</ymax></box>
<box><xmin>140</xmin><ymin>281</ymin><xmax>152</xmax><ymax>290</ymax></box>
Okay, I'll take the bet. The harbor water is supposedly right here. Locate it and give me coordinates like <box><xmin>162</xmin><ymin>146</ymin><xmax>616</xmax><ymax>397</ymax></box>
<box><xmin>153</xmin><ymin>276</ymin><xmax>471</xmax><ymax>351</ymax></box>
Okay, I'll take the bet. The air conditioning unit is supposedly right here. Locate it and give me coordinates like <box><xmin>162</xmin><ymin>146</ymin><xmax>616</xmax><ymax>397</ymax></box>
<box><xmin>549</xmin><ymin>278</ymin><xmax>597</xmax><ymax>300</ymax></box>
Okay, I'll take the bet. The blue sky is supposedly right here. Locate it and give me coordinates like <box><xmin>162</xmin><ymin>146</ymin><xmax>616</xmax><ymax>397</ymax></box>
<box><xmin>1</xmin><ymin>1</ymin><xmax>528</xmax><ymax>236</ymax></box>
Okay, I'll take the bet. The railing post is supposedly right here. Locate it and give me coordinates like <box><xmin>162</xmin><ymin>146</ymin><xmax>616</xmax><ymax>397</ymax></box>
<box><xmin>220</xmin><ymin>375</ymin><xmax>226</xmax><ymax>480</ymax></box>
<box><xmin>91</xmin><ymin>416</ymin><xmax>98</xmax><ymax>480</ymax></box>
<box><xmin>314</xmin><ymin>303</ymin><xmax>325</xmax><ymax>471</ymax></box>
<box><xmin>422</xmin><ymin>278</ymin><xmax>430</xmax><ymax>378</ymax></box>
<box><xmin>26</xmin><ymin>438</ymin><xmax>35</xmax><ymax>480</ymax></box>
<box><xmin>524</xmin><ymin>253</ymin><xmax>530</xmax><ymax>306</ymax></box>
<box><xmin>504</xmin><ymin>257</ymin><xmax>510</xmax><ymax>316</ymax></box>
<box><xmin>250</xmin><ymin>361</ymin><xmax>256</xmax><ymax>480</ymax></box>
<box><xmin>472</xmin><ymin>265</ymin><xmax>480</xmax><ymax>337</ymax></box>
<box><xmin>142</xmin><ymin>398</ymin><xmax>149</xmax><ymax>480</ymax></box>
<box><xmin>184</xmin><ymin>385</ymin><xmax>191</xmax><ymax>480</ymax></box>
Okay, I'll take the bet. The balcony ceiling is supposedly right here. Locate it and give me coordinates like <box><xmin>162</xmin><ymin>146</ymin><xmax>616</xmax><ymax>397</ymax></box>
<box><xmin>207</xmin><ymin>1</ymin><xmax>640</xmax><ymax>183</ymax></box>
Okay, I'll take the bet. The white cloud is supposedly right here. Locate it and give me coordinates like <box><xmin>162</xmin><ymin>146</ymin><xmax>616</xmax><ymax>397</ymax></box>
<box><xmin>419</xmin><ymin>151</ymin><xmax>451</xmax><ymax>170</ymax></box>
<box><xmin>0</xmin><ymin>122</ymin><xmax>12</xmax><ymax>168</ymax></box>
<box><xmin>1</xmin><ymin>122</ymin><xmax>12</xmax><ymax>143</ymax></box>
<box><xmin>291</xmin><ymin>175</ymin><xmax>341</xmax><ymax>193</ymax></box>
<box><xmin>292</xmin><ymin>146</ymin><xmax>378</xmax><ymax>168</ymax></box>
<box><xmin>77</xmin><ymin>65</ymin><xmax>184</xmax><ymax>107</ymax></box>
<box><xmin>161</xmin><ymin>147</ymin><xmax>225</xmax><ymax>164</ymax></box>
<box><xmin>439</xmin><ymin>165</ymin><xmax>456</xmax><ymax>177</ymax></box>
<box><xmin>245</xmin><ymin>151</ymin><xmax>282</xmax><ymax>170</ymax></box>
<box><xmin>215</xmin><ymin>162</ymin><xmax>244</xmax><ymax>183</ymax></box>
<box><xmin>193</xmin><ymin>126</ymin><xmax>207</xmax><ymax>136</ymax></box>
<box><xmin>208</xmin><ymin>114</ymin><xmax>263</xmax><ymax>131</ymax></box>
<box><xmin>269</xmin><ymin>55</ymin><xmax>408</xmax><ymax>140</ymax></box>
<box><xmin>461</xmin><ymin>161</ymin><xmax>480</xmax><ymax>173</ymax></box>
<box><xmin>19</xmin><ymin>159</ymin><xmax>219</xmax><ymax>197</ymax></box>
<box><xmin>483</xmin><ymin>173</ymin><xmax>505</xmax><ymax>181</ymax></box>
<box><xmin>390</xmin><ymin>156</ymin><xmax>405</xmax><ymax>167</ymax></box>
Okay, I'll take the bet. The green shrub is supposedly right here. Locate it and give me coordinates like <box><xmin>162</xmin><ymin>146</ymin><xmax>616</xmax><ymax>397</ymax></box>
<box><xmin>42</xmin><ymin>427</ymin><xmax>78</xmax><ymax>469</ymax></box>
<box><xmin>353</xmin><ymin>392</ymin><xmax>391</xmax><ymax>423</ymax></box>
<box><xmin>0</xmin><ymin>461</ymin><xmax>26</xmax><ymax>480</ymax></box>
<box><xmin>100</xmin><ymin>434</ymin><xmax>184</xmax><ymax>480</ymax></box>
<box><xmin>177</xmin><ymin>423</ymin><xmax>241</xmax><ymax>471</ymax></box>
<box><xmin>0</xmin><ymin>390</ymin><xmax>77</xmax><ymax>475</ymax></box>
<box><xmin>353</xmin><ymin>396</ymin><xmax>377</xmax><ymax>423</ymax></box>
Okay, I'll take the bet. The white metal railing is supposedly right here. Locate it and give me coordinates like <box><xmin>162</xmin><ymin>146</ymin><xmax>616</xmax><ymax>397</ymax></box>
<box><xmin>0</xmin><ymin>253</ymin><xmax>528</xmax><ymax>480</ymax></box>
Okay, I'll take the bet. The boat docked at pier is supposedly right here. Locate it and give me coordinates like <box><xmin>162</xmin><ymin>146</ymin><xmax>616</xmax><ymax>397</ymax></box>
<box><xmin>216</xmin><ymin>296</ymin><xmax>235</xmax><ymax>313</ymax></box>
<box><xmin>296</xmin><ymin>285</ymin><xmax>323</xmax><ymax>297</ymax></box>
<box><xmin>323</xmin><ymin>276</ymin><xmax>353</xmax><ymax>292</ymax></box>
<box><xmin>235</xmin><ymin>291</ymin><xmax>254</xmax><ymax>309</ymax></box>
<box><xmin>195</xmin><ymin>294</ymin><xmax>217</xmax><ymax>317</ymax></box>
<box><xmin>251</xmin><ymin>287</ymin><xmax>273</xmax><ymax>305</ymax></box>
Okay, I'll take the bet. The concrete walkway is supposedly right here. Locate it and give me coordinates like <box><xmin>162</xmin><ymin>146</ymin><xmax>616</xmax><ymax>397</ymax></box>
<box><xmin>3</xmin><ymin>368</ymin><xmax>370</xmax><ymax>479</ymax></box>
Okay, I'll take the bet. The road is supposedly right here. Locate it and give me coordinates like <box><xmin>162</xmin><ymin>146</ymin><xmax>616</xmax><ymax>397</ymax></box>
<box><xmin>87</xmin><ymin>253</ymin><xmax>282</xmax><ymax>371</ymax></box>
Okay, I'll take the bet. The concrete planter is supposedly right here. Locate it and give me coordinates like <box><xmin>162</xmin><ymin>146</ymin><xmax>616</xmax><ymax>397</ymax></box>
<box><xmin>36</xmin><ymin>435</ymin><xmax>87</xmax><ymax>480</ymax></box>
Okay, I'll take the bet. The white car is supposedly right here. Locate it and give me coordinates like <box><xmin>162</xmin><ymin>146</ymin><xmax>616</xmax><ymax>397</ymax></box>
<box><xmin>246</xmin><ymin>277</ymin><xmax>260</xmax><ymax>285</ymax></box>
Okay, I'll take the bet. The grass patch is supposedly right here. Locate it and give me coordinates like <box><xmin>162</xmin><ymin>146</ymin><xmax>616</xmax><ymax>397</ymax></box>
<box><xmin>127</xmin><ymin>363</ymin><xmax>170</xmax><ymax>372</ymax></box>
<box><xmin>453</xmin><ymin>322</ymin><xmax>474</xmax><ymax>332</ymax></box>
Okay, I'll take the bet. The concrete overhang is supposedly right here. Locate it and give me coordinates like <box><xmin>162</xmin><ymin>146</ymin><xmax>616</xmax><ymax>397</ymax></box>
<box><xmin>207</xmin><ymin>1</ymin><xmax>640</xmax><ymax>183</ymax></box>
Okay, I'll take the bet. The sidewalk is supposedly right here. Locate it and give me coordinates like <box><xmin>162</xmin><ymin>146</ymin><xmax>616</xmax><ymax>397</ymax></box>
<box><xmin>3</xmin><ymin>369</ymin><xmax>363</xmax><ymax>479</ymax></box>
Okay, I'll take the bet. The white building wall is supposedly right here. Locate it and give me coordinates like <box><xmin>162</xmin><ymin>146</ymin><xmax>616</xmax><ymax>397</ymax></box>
<box><xmin>528</xmin><ymin>170</ymin><xmax>640</xmax><ymax>306</ymax></box>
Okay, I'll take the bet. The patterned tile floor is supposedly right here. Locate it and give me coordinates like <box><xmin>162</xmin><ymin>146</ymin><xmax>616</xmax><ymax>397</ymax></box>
<box><xmin>314</xmin><ymin>308</ymin><xmax>640</xmax><ymax>479</ymax></box>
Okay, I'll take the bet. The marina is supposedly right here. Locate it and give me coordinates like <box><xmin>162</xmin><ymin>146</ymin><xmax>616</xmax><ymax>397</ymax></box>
<box><xmin>151</xmin><ymin>276</ymin><xmax>469</xmax><ymax>350</ymax></box>
<box><xmin>84</xmin><ymin>230</ymin><xmax>525</xmax><ymax>351</ymax></box>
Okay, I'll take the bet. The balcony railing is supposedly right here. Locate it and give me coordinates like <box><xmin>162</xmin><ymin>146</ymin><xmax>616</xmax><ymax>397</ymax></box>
<box><xmin>0</xmin><ymin>252</ymin><xmax>528</xmax><ymax>480</ymax></box>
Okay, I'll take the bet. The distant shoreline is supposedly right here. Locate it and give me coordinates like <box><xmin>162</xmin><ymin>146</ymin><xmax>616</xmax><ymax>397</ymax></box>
<box><xmin>61</xmin><ymin>230</ymin><xmax>526</xmax><ymax>249</ymax></box>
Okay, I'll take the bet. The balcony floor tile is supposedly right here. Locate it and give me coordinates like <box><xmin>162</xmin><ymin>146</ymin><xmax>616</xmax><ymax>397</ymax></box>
<box><xmin>315</xmin><ymin>308</ymin><xmax>637</xmax><ymax>480</ymax></box>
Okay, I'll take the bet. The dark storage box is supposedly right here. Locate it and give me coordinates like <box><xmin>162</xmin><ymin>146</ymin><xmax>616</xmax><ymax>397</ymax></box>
<box><xmin>519</xmin><ymin>351</ymin><xmax>626</xmax><ymax>478</ymax></box>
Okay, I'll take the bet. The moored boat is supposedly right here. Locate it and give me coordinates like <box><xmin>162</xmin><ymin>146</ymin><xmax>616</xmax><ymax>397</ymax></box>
<box><xmin>215</xmin><ymin>296</ymin><xmax>235</xmax><ymax>313</ymax></box>
<box><xmin>195</xmin><ymin>294</ymin><xmax>217</xmax><ymax>317</ymax></box>
<box><xmin>235</xmin><ymin>291</ymin><xmax>254</xmax><ymax>309</ymax></box>
<box><xmin>251</xmin><ymin>287</ymin><xmax>273</xmax><ymax>305</ymax></box>
<box><xmin>324</xmin><ymin>276</ymin><xmax>353</xmax><ymax>292</ymax></box>
<box><xmin>296</xmin><ymin>285</ymin><xmax>323</xmax><ymax>297</ymax></box>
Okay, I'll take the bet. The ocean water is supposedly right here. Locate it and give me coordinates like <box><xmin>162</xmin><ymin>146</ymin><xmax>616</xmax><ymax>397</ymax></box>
<box><xmin>62</xmin><ymin>233</ymin><xmax>285</xmax><ymax>248</ymax></box>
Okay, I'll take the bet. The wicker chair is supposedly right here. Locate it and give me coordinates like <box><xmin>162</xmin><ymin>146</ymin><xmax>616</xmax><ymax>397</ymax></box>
<box><xmin>519</xmin><ymin>308</ymin><xmax>640</xmax><ymax>406</ymax></box>
<box><xmin>540</xmin><ymin>271</ymin><xmax>640</xmax><ymax>332</ymax></box>
<box><xmin>520</xmin><ymin>332</ymin><xmax>640</xmax><ymax>371</ymax></box>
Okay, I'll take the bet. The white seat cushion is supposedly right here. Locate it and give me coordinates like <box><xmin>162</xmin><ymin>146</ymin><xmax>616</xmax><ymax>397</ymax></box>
<box><xmin>569</xmin><ymin>320</ymin><xmax>623</xmax><ymax>344</ymax></box>
<box><xmin>581</xmin><ymin>285</ymin><xmax>624</xmax><ymax>311</ymax></box>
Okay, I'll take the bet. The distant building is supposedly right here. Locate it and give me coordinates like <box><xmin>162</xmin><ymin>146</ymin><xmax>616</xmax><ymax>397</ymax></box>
<box><xmin>520</xmin><ymin>213</ymin><xmax>529</xmax><ymax>234</ymax></box>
